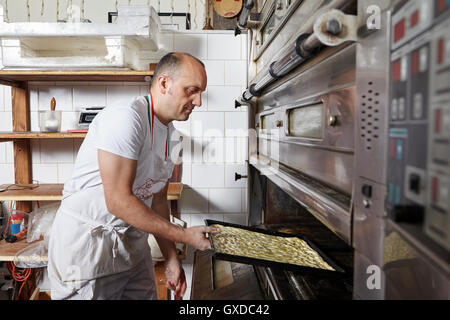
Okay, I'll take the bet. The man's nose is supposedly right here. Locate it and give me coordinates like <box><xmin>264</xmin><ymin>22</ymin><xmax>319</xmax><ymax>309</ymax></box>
<box><xmin>193</xmin><ymin>93</ymin><xmax>202</xmax><ymax>107</ymax></box>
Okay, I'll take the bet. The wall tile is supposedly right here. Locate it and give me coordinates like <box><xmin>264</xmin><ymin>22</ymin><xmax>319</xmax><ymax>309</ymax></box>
<box><xmin>31</xmin><ymin>111</ymin><xmax>40</xmax><ymax>131</ymax></box>
<box><xmin>191</xmin><ymin>164</ymin><xmax>224</xmax><ymax>188</ymax></box>
<box><xmin>31</xmin><ymin>140</ymin><xmax>41</xmax><ymax>164</ymax></box>
<box><xmin>57</xmin><ymin>163</ymin><xmax>74</xmax><ymax>183</ymax></box>
<box><xmin>180</xmin><ymin>163</ymin><xmax>191</xmax><ymax>186</ymax></box>
<box><xmin>106</xmin><ymin>85</ymin><xmax>140</xmax><ymax>108</ymax></box>
<box><xmin>224</xmin><ymin>137</ymin><xmax>248</xmax><ymax>163</ymax></box>
<box><xmin>61</xmin><ymin>111</ymin><xmax>80</xmax><ymax>131</ymax></box>
<box><xmin>0</xmin><ymin>164</ymin><xmax>14</xmax><ymax>183</ymax></box>
<box><xmin>209</xmin><ymin>188</ymin><xmax>242</xmax><ymax>213</ymax></box>
<box><xmin>174</xmin><ymin>34</ymin><xmax>207</xmax><ymax>60</ymax></box>
<box><xmin>3</xmin><ymin>86</ymin><xmax>11</xmax><ymax>111</ymax></box>
<box><xmin>0</xmin><ymin>143</ymin><xmax>6</xmax><ymax>163</ymax></box>
<box><xmin>190</xmin><ymin>213</ymin><xmax>224</xmax><ymax>227</ymax></box>
<box><xmin>223</xmin><ymin>213</ymin><xmax>247</xmax><ymax>226</ymax></box>
<box><xmin>225</xmin><ymin>112</ymin><xmax>248</xmax><ymax>137</ymax></box>
<box><xmin>225</xmin><ymin>164</ymin><xmax>247</xmax><ymax>188</ymax></box>
<box><xmin>73</xmin><ymin>85</ymin><xmax>106</xmax><ymax>111</ymax></box>
<box><xmin>207</xmin><ymin>34</ymin><xmax>241</xmax><ymax>60</ymax></box>
<box><xmin>202</xmin><ymin>137</ymin><xmax>225</xmax><ymax>164</ymax></box>
<box><xmin>32</xmin><ymin>164</ymin><xmax>58</xmax><ymax>183</ymax></box>
<box><xmin>38</xmin><ymin>86</ymin><xmax>73</xmax><ymax>111</ymax></box>
<box><xmin>242</xmin><ymin>188</ymin><xmax>248</xmax><ymax>212</ymax></box>
<box><xmin>190</xmin><ymin>136</ymin><xmax>205</xmax><ymax>164</ymax></box>
<box><xmin>207</xmin><ymin>85</ymin><xmax>241</xmax><ymax>111</ymax></box>
<box><xmin>140</xmin><ymin>85</ymin><xmax>150</xmax><ymax>97</ymax></box>
<box><xmin>0</xmin><ymin>112</ymin><xmax>12</xmax><ymax>131</ymax></box>
<box><xmin>40</xmin><ymin>139</ymin><xmax>74</xmax><ymax>163</ymax></box>
<box><xmin>190</xmin><ymin>112</ymin><xmax>224</xmax><ymax>137</ymax></box>
<box><xmin>173</xmin><ymin>120</ymin><xmax>190</xmax><ymax>137</ymax></box>
<box><xmin>225</xmin><ymin>60</ymin><xmax>246</xmax><ymax>86</ymax></box>
<box><xmin>29</xmin><ymin>86</ymin><xmax>39</xmax><ymax>111</ymax></box>
<box><xmin>203</xmin><ymin>60</ymin><xmax>225</xmax><ymax>86</ymax></box>
<box><xmin>5</xmin><ymin>141</ymin><xmax>13</xmax><ymax>164</ymax></box>
<box><xmin>179</xmin><ymin>188</ymin><xmax>208</xmax><ymax>214</ymax></box>
<box><xmin>0</xmin><ymin>85</ymin><xmax>5</xmax><ymax>111</ymax></box>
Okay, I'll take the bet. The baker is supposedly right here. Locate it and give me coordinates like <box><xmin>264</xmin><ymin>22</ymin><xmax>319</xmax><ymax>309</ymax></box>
<box><xmin>48</xmin><ymin>52</ymin><xmax>218</xmax><ymax>300</ymax></box>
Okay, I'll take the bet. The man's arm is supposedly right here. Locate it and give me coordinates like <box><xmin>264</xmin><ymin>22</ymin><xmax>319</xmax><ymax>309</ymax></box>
<box><xmin>98</xmin><ymin>149</ymin><xmax>216</xmax><ymax>250</ymax></box>
<box><xmin>151</xmin><ymin>182</ymin><xmax>187</xmax><ymax>298</ymax></box>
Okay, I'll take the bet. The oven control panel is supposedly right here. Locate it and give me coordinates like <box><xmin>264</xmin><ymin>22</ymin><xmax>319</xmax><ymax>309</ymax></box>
<box><xmin>387</xmin><ymin>0</ymin><xmax>450</xmax><ymax>250</ymax></box>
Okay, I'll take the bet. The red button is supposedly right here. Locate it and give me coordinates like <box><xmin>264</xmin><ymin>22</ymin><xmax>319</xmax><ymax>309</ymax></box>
<box><xmin>435</xmin><ymin>109</ymin><xmax>442</xmax><ymax>134</ymax></box>
<box><xmin>394</xmin><ymin>19</ymin><xmax>406</xmax><ymax>43</ymax></box>
<box><xmin>438</xmin><ymin>38</ymin><xmax>445</xmax><ymax>65</ymax></box>
<box><xmin>390</xmin><ymin>139</ymin><xmax>396</xmax><ymax>158</ymax></box>
<box><xmin>411</xmin><ymin>10</ymin><xmax>419</xmax><ymax>27</ymax></box>
<box><xmin>437</xmin><ymin>0</ymin><xmax>446</xmax><ymax>13</ymax></box>
<box><xmin>431</xmin><ymin>177</ymin><xmax>439</xmax><ymax>203</ymax></box>
<box><xmin>412</xmin><ymin>50</ymin><xmax>419</xmax><ymax>75</ymax></box>
<box><xmin>393</xmin><ymin>60</ymin><xmax>402</xmax><ymax>82</ymax></box>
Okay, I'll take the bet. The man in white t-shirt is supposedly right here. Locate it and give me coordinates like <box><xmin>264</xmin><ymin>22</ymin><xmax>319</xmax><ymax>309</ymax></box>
<box><xmin>48</xmin><ymin>52</ymin><xmax>217</xmax><ymax>300</ymax></box>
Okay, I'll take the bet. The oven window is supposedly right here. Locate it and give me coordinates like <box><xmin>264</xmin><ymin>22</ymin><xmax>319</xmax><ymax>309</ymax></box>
<box><xmin>261</xmin><ymin>10</ymin><xmax>276</xmax><ymax>45</ymax></box>
<box><xmin>288</xmin><ymin>103</ymin><xmax>324</xmax><ymax>139</ymax></box>
<box><xmin>261</xmin><ymin>113</ymin><xmax>277</xmax><ymax>134</ymax></box>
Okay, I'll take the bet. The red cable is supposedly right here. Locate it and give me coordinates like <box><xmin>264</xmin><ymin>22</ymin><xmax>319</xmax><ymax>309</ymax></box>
<box><xmin>6</xmin><ymin>261</ymin><xmax>32</xmax><ymax>300</ymax></box>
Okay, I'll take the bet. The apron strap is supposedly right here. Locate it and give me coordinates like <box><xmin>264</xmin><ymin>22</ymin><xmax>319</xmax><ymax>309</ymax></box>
<box><xmin>145</xmin><ymin>94</ymin><xmax>170</xmax><ymax>160</ymax></box>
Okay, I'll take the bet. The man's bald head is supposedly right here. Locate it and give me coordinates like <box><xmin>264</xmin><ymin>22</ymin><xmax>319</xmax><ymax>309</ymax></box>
<box><xmin>151</xmin><ymin>52</ymin><xmax>205</xmax><ymax>88</ymax></box>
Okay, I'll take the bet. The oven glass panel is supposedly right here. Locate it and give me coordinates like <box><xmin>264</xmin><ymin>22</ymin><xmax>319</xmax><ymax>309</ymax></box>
<box><xmin>261</xmin><ymin>113</ymin><xmax>277</xmax><ymax>134</ymax></box>
<box><xmin>288</xmin><ymin>103</ymin><xmax>324</xmax><ymax>139</ymax></box>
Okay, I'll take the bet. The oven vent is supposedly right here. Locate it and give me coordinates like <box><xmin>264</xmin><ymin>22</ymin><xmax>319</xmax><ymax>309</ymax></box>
<box><xmin>360</xmin><ymin>81</ymin><xmax>381</xmax><ymax>151</ymax></box>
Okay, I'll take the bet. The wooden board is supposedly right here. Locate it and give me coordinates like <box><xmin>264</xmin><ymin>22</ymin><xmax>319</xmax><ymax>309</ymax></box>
<box><xmin>167</xmin><ymin>182</ymin><xmax>183</xmax><ymax>200</ymax></box>
<box><xmin>0</xmin><ymin>183</ymin><xmax>183</xmax><ymax>201</ymax></box>
<box><xmin>213</xmin><ymin>0</ymin><xmax>243</xmax><ymax>18</ymax></box>
<box><xmin>0</xmin><ymin>70</ymin><xmax>153</xmax><ymax>83</ymax></box>
<box><xmin>12</xmin><ymin>84</ymin><xmax>33</xmax><ymax>213</ymax></box>
<box><xmin>0</xmin><ymin>131</ymin><xmax>87</xmax><ymax>140</ymax></box>
<box><xmin>0</xmin><ymin>238</ymin><xmax>46</xmax><ymax>262</ymax></box>
<box><xmin>0</xmin><ymin>184</ymin><xmax>64</xmax><ymax>201</ymax></box>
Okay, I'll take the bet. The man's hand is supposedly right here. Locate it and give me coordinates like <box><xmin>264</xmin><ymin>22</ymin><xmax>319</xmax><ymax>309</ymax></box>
<box><xmin>184</xmin><ymin>226</ymin><xmax>220</xmax><ymax>251</ymax></box>
<box><xmin>164</xmin><ymin>258</ymin><xmax>186</xmax><ymax>299</ymax></box>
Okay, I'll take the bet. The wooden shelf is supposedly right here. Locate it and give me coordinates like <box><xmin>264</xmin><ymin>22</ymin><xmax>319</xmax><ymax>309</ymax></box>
<box><xmin>0</xmin><ymin>183</ymin><xmax>184</xmax><ymax>201</ymax></box>
<box><xmin>0</xmin><ymin>184</ymin><xmax>63</xmax><ymax>201</ymax></box>
<box><xmin>0</xmin><ymin>70</ymin><xmax>153</xmax><ymax>85</ymax></box>
<box><xmin>0</xmin><ymin>238</ymin><xmax>46</xmax><ymax>262</ymax></box>
<box><xmin>167</xmin><ymin>182</ymin><xmax>183</xmax><ymax>200</ymax></box>
<box><xmin>0</xmin><ymin>131</ymin><xmax>87</xmax><ymax>142</ymax></box>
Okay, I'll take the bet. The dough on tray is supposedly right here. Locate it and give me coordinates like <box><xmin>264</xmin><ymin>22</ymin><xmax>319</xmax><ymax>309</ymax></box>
<box><xmin>210</xmin><ymin>224</ymin><xmax>335</xmax><ymax>271</ymax></box>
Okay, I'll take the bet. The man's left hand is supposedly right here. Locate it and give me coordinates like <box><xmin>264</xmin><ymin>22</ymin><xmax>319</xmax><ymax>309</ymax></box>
<box><xmin>164</xmin><ymin>258</ymin><xmax>186</xmax><ymax>299</ymax></box>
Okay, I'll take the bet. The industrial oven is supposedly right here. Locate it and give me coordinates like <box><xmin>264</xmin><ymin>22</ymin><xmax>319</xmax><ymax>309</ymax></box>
<box><xmin>191</xmin><ymin>0</ymin><xmax>449</xmax><ymax>300</ymax></box>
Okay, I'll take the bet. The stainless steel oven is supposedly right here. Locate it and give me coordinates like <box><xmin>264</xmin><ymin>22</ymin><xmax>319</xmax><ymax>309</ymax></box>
<box><xmin>191</xmin><ymin>0</ymin><xmax>449</xmax><ymax>300</ymax></box>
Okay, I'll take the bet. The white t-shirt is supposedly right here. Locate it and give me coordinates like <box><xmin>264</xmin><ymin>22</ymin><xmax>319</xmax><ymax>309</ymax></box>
<box><xmin>48</xmin><ymin>96</ymin><xmax>180</xmax><ymax>282</ymax></box>
<box><xmin>63</xmin><ymin>96</ymin><xmax>177</xmax><ymax>208</ymax></box>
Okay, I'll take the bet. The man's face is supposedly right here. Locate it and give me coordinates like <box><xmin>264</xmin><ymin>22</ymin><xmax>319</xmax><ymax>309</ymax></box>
<box><xmin>165</xmin><ymin>59</ymin><xmax>207</xmax><ymax>121</ymax></box>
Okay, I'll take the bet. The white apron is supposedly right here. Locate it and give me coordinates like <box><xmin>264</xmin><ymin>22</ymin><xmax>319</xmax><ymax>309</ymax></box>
<box><xmin>48</xmin><ymin>94</ymin><xmax>175</xmax><ymax>296</ymax></box>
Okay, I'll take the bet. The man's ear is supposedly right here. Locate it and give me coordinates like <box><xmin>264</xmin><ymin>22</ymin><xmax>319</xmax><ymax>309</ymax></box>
<box><xmin>157</xmin><ymin>75</ymin><xmax>169</xmax><ymax>94</ymax></box>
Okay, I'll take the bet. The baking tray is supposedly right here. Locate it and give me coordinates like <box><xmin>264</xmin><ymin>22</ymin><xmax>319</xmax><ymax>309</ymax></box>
<box><xmin>205</xmin><ymin>220</ymin><xmax>345</xmax><ymax>276</ymax></box>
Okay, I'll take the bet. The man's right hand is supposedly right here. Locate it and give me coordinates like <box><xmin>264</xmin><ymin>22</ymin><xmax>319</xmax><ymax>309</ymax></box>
<box><xmin>185</xmin><ymin>226</ymin><xmax>220</xmax><ymax>251</ymax></box>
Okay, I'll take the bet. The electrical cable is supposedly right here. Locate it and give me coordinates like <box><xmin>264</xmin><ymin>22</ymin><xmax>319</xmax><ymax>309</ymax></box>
<box><xmin>6</xmin><ymin>261</ymin><xmax>32</xmax><ymax>300</ymax></box>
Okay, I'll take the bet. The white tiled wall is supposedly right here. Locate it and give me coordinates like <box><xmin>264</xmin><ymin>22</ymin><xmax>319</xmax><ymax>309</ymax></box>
<box><xmin>0</xmin><ymin>30</ymin><xmax>249</xmax><ymax>300</ymax></box>
<box><xmin>0</xmin><ymin>0</ymin><xmax>207</xmax><ymax>30</ymax></box>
